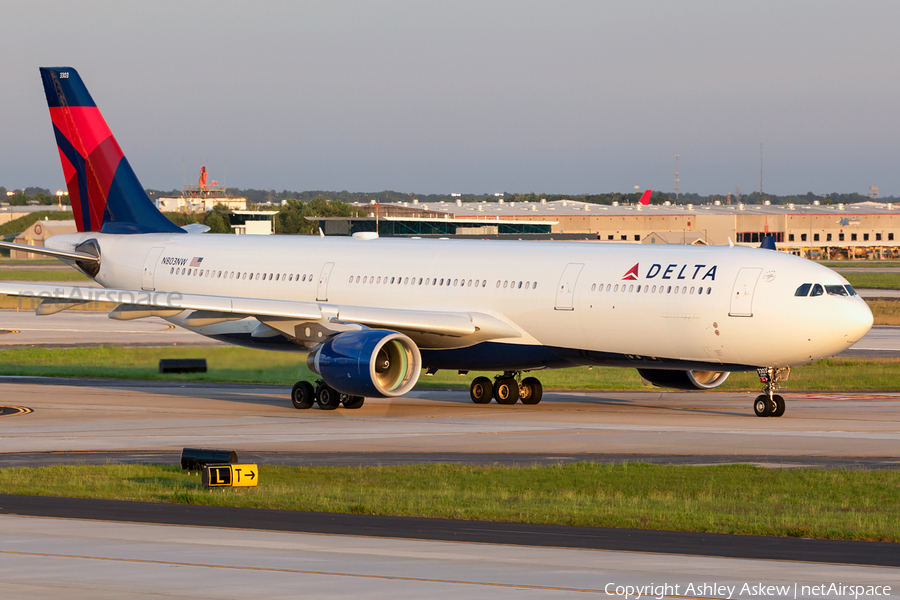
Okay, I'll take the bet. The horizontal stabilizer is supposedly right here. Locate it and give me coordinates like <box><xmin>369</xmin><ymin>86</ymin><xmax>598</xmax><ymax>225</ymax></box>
<box><xmin>0</xmin><ymin>241</ymin><xmax>100</xmax><ymax>263</ymax></box>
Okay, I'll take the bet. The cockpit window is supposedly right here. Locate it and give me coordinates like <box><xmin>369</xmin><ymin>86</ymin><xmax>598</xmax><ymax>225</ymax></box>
<box><xmin>794</xmin><ymin>283</ymin><xmax>812</xmax><ymax>297</ymax></box>
<box><xmin>810</xmin><ymin>284</ymin><xmax>824</xmax><ymax>297</ymax></box>
<box><xmin>825</xmin><ymin>285</ymin><xmax>849</xmax><ymax>297</ymax></box>
<box><xmin>844</xmin><ymin>284</ymin><xmax>858</xmax><ymax>296</ymax></box>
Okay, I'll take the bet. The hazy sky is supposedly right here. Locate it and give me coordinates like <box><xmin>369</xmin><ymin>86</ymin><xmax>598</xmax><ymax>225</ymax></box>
<box><xmin>3</xmin><ymin>1</ymin><xmax>899</xmax><ymax>196</ymax></box>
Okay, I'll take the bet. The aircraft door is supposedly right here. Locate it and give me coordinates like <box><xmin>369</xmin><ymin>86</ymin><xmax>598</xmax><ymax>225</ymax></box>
<box><xmin>316</xmin><ymin>262</ymin><xmax>335</xmax><ymax>301</ymax></box>
<box><xmin>728</xmin><ymin>267</ymin><xmax>762</xmax><ymax>317</ymax></box>
<box><xmin>141</xmin><ymin>247</ymin><xmax>165</xmax><ymax>291</ymax></box>
<box><xmin>555</xmin><ymin>263</ymin><xmax>584</xmax><ymax>311</ymax></box>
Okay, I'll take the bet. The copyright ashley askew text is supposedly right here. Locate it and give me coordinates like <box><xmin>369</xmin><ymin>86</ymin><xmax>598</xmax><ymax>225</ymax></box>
<box><xmin>603</xmin><ymin>582</ymin><xmax>892</xmax><ymax>599</ymax></box>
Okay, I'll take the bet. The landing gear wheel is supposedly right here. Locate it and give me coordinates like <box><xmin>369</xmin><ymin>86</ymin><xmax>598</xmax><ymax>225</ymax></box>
<box><xmin>316</xmin><ymin>383</ymin><xmax>341</xmax><ymax>410</ymax></box>
<box><xmin>470</xmin><ymin>377</ymin><xmax>493</xmax><ymax>404</ymax></box>
<box><xmin>754</xmin><ymin>394</ymin><xmax>773</xmax><ymax>417</ymax></box>
<box><xmin>772</xmin><ymin>395</ymin><xmax>785</xmax><ymax>417</ymax></box>
<box><xmin>342</xmin><ymin>395</ymin><xmax>365</xmax><ymax>409</ymax></box>
<box><xmin>519</xmin><ymin>377</ymin><xmax>543</xmax><ymax>405</ymax></box>
<box><xmin>494</xmin><ymin>377</ymin><xmax>519</xmax><ymax>405</ymax></box>
<box><xmin>291</xmin><ymin>381</ymin><xmax>315</xmax><ymax>409</ymax></box>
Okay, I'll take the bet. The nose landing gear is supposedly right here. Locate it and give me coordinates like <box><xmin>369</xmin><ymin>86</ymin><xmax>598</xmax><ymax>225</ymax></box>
<box><xmin>754</xmin><ymin>367</ymin><xmax>790</xmax><ymax>417</ymax></box>
<box><xmin>469</xmin><ymin>372</ymin><xmax>543</xmax><ymax>405</ymax></box>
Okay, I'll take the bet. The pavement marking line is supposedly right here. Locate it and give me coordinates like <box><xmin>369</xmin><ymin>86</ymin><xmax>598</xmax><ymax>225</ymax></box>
<box><xmin>0</xmin><ymin>549</ymin><xmax>711</xmax><ymax>597</ymax></box>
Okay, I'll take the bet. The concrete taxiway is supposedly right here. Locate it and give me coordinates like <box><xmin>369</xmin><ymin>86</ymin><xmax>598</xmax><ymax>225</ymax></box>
<box><xmin>1</xmin><ymin>308</ymin><xmax>899</xmax><ymax>351</ymax></box>
<box><xmin>0</xmin><ymin>310</ymin><xmax>221</xmax><ymax>347</ymax></box>
<box><xmin>1</xmin><ymin>379</ymin><xmax>899</xmax><ymax>457</ymax></box>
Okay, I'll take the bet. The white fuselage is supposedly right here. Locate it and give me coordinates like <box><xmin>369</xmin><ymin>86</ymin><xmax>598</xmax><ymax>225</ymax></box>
<box><xmin>47</xmin><ymin>232</ymin><xmax>873</xmax><ymax>372</ymax></box>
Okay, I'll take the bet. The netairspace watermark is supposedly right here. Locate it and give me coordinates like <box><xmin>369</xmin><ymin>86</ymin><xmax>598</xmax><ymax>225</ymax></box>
<box><xmin>16</xmin><ymin>288</ymin><xmax>185</xmax><ymax>308</ymax></box>
<box><xmin>603</xmin><ymin>582</ymin><xmax>893</xmax><ymax>600</ymax></box>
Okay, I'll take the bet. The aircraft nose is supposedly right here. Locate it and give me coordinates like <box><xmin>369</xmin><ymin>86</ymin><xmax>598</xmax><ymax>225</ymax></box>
<box><xmin>840</xmin><ymin>298</ymin><xmax>874</xmax><ymax>344</ymax></box>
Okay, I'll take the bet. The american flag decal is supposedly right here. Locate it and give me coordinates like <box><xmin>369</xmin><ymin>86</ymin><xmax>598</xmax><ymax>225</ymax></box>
<box><xmin>190</xmin><ymin>257</ymin><xmax>204</xmax><ymax>267</ymax></box>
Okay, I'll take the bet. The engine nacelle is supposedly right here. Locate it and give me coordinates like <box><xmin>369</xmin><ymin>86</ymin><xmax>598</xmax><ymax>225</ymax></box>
<box><xmin>307</xmin><ymin>330</ymin><xmax>421</xmax><ymax>398</ymax></box>
<box><xmin>637</xmin><ymin>369</ymin><xmax>730</xmax><ymax>390</ymax></box>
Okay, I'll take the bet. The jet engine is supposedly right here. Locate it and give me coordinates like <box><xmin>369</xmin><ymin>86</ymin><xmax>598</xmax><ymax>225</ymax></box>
<box><xmin>307</xmin><ymin>330</ymin><xmax>421</xmax><ymax>398</ymax></box>
<box><xmin>637</xmin><ymin>369</ymin><xmax>730</xmax><ymax>390</ymax></box>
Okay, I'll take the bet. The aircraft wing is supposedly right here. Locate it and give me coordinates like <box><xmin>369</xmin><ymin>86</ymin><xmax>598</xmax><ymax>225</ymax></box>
<box><xmin>0</xmin><ymin>282</ymin><xmax>520</xmax><ymax>344</ymax></box>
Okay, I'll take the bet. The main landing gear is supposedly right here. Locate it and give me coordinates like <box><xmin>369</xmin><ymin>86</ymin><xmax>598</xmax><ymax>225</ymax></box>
<box><xmin>469</xmin><ymin>372</ymin><xmax>543</xmax><ymax>405</ymax></box>
<box><xmin>753</xmin><ymin>367</ymin><xmax>790</xmax><ymax>417</ymax></box>
<box><xmin>291</xmin><ymin>380</ymin><xmax>365</xmax><ymax>410</ymax></box>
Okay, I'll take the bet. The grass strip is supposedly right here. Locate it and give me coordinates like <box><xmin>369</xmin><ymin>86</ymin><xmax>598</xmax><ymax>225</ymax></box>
<box><xmin>843</xmin><ymin>272</ymin><xmax>900</xmax><ymax>290</ymax></box>
<box><xmin>0</xmin><ymin>345</ymin><xmax>897</xmax><ymax>391</ymax></box>
<box><xmin>822</xmin><ymin>261</ymin><xmax>900</xmax><ymax>268</ymax></box>
<box><xmin>0</xmin><ymin>270</ymin><xmax>90</xmax><ymax>281</ymax></box>
<box><xmin>0</xmin><ymin>463</ymin><xmax>897</xmax><ymax>541</ymax></box>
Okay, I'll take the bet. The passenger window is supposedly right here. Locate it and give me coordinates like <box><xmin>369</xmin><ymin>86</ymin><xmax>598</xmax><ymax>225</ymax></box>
<box><xmin>628</xmin><ymin>285</ymin><xmax>633</xmax><ymax>292</ymax></box>
<box><xmin>404</xmin><ymin>277</ymin><xmax>409</xmax><ymax>284</ymax></box>
<box><xmin>592</xmin><ymin>284</ymin><xmax>596</xmax><ymax>291</ymax></box>
<box><xmin>810</xmin><ymin>284</ymin><xmax>824</xmax><ymax>297</ymax></box>
<box><xmin>484</xmin><ymin>280</ymin><xmax>489</xmax><ymax>287</ymax></box>
<box><xmin>614</xmin><ymin>284</ymin><xmax>619</xmax><ymax>292</ymax></box>
<box><xmin>690</xmin><ymin>287</ymin><xmax>694</xmax><ymax>294</ymax></box>
<box><xmin>518</xmin><ymin>281</ymin><xmax>523</xmax><ymax>289</ymax></box>
<box><xmin>667</xmin><ymin>286</ymin><xmax>672</xmax><ymax>293</ymax></box>
<box><xmin>476</xmin><ymin>280</ymin><xmax>480</xmax><ymax>287</ymax></box>
<box><xmin>698</xmin><ymin>287</ymin><xmax>703</xmax><ymax>295</ymax></box>
<box><xmin>525</xmin><ymin>281</ymin><xmax>530</xmax><ymax>289</ymax></box>
<box><xmin>825</xmin><ymin>285</ymin><xmax>849</xmax><ymax>296</ymax></box>
<box><xmin>706</xmin><ymin>287</ymin><xmax>711</xmax><ymax>295</ymax></box>
<box><xmin>674</xmin><ymin>287</ymin><xmax>679</xmax><ymax>294</ymax></box>
<box><xmin>496</xmin><ymin>281</ymin><xmax>501</xmax><ymax>288</ymax></box>
<box><xmin>504</xmin><ymin>281</ymin><xmax>508</xmax><ymax>288</ymax></box>
<box><xmin>795</xmin><ymin>283</ymin><xmax>812</xmax><ymax>297</ymax></box>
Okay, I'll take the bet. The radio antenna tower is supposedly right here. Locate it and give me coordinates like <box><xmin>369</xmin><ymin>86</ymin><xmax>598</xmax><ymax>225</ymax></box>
<box><xmin>674</xmin><ymin>154</ymin><xmax>680</xmax><ymax>201</ymax></box>
<box><xmin>759</xmin><ymin>143</ymin><xmax>763</xmax><ymax>195</ymax></box>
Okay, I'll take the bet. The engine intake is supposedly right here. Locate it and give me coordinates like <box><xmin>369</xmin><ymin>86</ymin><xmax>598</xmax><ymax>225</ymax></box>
<box><xmin>307</xmin><ymin>329</ymin><xmax>421</xmax><ymax>398</ymax></box>
<box><xmin>637</xmin><ymin>369</ymin><xmax>729</xmax><ymax>390</ymax></box>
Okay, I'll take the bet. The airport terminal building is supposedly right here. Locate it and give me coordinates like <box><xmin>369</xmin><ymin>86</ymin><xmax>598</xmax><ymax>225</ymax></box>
<box><xmin>334</xmin><ymin>198</ymin><xmax>900</xmax><ymax>260</ymax></box>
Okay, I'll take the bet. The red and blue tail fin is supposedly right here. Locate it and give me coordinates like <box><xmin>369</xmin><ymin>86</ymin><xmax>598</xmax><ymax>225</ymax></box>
<box><xmin>40</xmin><ymin>67</ymin><xmax>183</xmax><ymax>234</ymax></box>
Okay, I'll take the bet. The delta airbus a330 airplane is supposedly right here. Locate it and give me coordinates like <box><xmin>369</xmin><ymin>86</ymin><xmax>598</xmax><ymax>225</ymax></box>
<box><xmin>0</xmin><ymin>67</ymin><xmax>874</xmax><ymax>417</ymax></box>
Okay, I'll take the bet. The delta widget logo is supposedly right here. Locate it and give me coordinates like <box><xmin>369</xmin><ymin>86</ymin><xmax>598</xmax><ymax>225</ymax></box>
<box><xmin>621</xmin><ymin>264</ymin><xmax>639</xmax><ymax>280</ymax></box>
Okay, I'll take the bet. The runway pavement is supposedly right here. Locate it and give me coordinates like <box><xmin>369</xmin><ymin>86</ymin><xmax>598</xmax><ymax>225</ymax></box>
<box><xmin>1</xmin><ymin>513</ymin><xmax>896</xmax><ymax>600</ymax></box>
